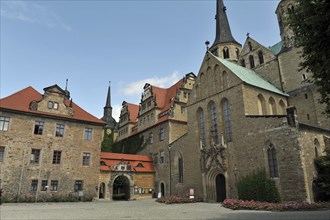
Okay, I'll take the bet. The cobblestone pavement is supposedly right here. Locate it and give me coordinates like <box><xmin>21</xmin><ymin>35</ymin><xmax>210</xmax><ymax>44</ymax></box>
<box><xmin>0</xmin><ymin>199</ymin><xmax>329</xmax><ymax>220</ymax></box>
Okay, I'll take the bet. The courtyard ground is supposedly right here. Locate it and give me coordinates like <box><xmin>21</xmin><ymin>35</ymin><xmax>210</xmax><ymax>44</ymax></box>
<box><xmin>0</xmin><ymin>199</ymin><xmax>329</xmax><ymax>220</ymax></box>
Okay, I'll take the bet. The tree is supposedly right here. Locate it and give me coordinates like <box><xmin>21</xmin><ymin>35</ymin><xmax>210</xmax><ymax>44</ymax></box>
<box><xmin>288</xmin><ymin>0</ymin><xmax>330</xmax><ymax>117</ymax></box>
<box><xmin>112</xmin><ymin>135</ymin><xmax>146</xmax><ymax>154</ymax></box>
<box><xmin>313</xmin><ymin>148</ymin><xmax>330</xmax><ymax>201</ymax></box>
<box><xmin>101</xmin><ymin>128</ymin><xmax>114</xmax><ymax>152</ymax></box>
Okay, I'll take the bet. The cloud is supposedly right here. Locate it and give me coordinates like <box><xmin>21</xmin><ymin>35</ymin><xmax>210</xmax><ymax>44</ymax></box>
<box><xmin>119</xmin><ymin>71</ymin><xmax>181</xmax><ymax>97</ymax></box>
<box><xmin>112</xmin><ymin>104</ymin><xmax>121</xmax><ymax>122</ymax></box>
<box><xmin>0</xmin><ymin>1</ymin><xmax>71</xmax><ymax>31</ymax></box>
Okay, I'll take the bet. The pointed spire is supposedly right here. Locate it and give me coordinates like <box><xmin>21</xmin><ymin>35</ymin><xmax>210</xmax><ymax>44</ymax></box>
<box><xmin>211</xmin><ymin>0</ymin><xmax>239</xmax><ymax>48</ymax></box>
<box><xmin>105</xmin><ymin>81</ymin><xmax>111</xmax><ymax>108</ymax></box>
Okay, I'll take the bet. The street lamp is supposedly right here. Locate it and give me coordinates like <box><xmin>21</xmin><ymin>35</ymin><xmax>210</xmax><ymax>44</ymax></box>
<box><xmin>168</xmin><ymin>144</ymin><xmax>172</xmax><ymax>196</ymax></box>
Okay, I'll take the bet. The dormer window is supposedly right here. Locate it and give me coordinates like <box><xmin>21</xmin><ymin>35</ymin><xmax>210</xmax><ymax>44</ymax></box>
<box><xmin>48</xmin><ymin>101</ymin><xmax>53</xmax><ymax>109</ymax></box>
<box><xmin>48</xmin><ymin>101</ymin><xmax>59</xmax><ymax>110</ymax></box>
<box><xmin>136</xmin><ymin>163</ymin><xmax>144</xmax><ymax>168</ymax></box>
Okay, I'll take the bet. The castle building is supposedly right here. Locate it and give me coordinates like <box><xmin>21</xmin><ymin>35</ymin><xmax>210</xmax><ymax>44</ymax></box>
<box><xmin>0</xmin><ymin>85</ymin><xmax>105</xmax><ymax>201</ymax></box>
<box><xmin>116</xmin><ymin>73</ymin><xmax>196</xmax><ymax>196</ymax></box>
<box><xmin>162</xmin><ymin>0</ymin><xmax>330</xmax><ymax>203</ymax></box>
<box><xmin>98</xmin><ymin>152</ymin><xmax>155</xmax><ymax>200</ymax></box>
<box><xmin>118</xmin><ymin>0</ymin><xmax>329</xmax><ymax>203</ymax></box>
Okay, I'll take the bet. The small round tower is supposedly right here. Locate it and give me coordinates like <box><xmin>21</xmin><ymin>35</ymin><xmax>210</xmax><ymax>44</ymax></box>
<box><xmin>275</xmin><ymin>0</ymin><xmax>296</xmax><ymax>47</ymax></box>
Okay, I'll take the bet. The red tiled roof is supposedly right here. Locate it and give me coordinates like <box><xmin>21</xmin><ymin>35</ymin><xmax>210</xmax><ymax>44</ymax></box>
<box><xmin>0</xmin><ymin>86</ymin><xmax>106</xmax><ymax>125</ymax></box>
<box><xmin>127</xmin><ymin>103</ymin><xmax>139</xmax><ymax>123</ymax></box>
<box><xmin>100</xmin><ymin>152</ymin><xmax>154</xmax><ymax>173</ymax></box>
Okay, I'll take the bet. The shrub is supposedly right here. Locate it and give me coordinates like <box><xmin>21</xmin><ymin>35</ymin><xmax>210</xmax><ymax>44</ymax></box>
<box><xmin>223</xmin><ymin>199</ymin><xmax>328</xmax><ymax>211</ymax></box>
<box><xmin>237</xmin><ymin>170</ymin><xmax>280</xmax><ymax>203</ymax></box>
<box><xmin>156</xmin><ymin>195</ymin><xmax>203</xmax><ymax>204</ymax></box>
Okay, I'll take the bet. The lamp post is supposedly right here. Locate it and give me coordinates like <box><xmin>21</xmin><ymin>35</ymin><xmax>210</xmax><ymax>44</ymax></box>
<box><xmin>168</xmin><ymin>144</ymin><xmax>172</xmax><ymax>196</ymax></box>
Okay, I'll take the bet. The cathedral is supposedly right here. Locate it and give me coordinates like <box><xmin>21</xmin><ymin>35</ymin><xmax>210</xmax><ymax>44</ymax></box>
<box><xmin>114</xmin><ymin>0</ymin><xmax>330</xmax><ymax>203</ymax></box>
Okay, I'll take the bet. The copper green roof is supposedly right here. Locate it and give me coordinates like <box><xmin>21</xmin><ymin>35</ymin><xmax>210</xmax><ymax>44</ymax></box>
<box><xmin>209</xmin><ymin>52</ymin><xmax>288</xmax><ymax>96</ymax></box>
<box><xmin>268</xmin><ymin>41</ymin><xmax>283</xmax><ymax>55</ymax></box>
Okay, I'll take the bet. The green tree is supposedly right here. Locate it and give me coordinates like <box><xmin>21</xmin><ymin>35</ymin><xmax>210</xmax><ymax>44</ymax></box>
<box><xmin>112</xmin><ymin>135</ymin><xmax>146</xmax><ymax>154</ymax></box>
<box><xmin>101</xmin><ymin>128</ymin><xmax>114</xmax><ymax>152</ymax></box>
<box><xmin>288</xmin><ymin>0</ymin><xmax>330</xmax><ymax>117</ymax></box>
<box><xmin>313</xmin><ymin>148</ymin><xmax>330</xmax><ymax>201</ymax></box>
<box><xmin>237</xmin><ymin>169</ymin><xmax>281</xmax><ymax>203</ymax></box>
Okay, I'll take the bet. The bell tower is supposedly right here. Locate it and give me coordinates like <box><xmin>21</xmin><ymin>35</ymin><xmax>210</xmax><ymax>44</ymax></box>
<box><xmin>210</xmin><ymin>0</ymin><xmax>241</xmax><ymax>62</ymax></box>
<box><xmin>276</xmin><ymin>0</ymin><xmax>296</xmax><ymax>48</ymax></box>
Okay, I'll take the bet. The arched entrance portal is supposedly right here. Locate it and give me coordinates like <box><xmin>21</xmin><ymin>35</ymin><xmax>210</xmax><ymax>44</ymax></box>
<box><xmin>160</xmin><ymin>183</ymin><xmax>165</xmax><ymax>197</ymax></box>
<box><xmin>99</xmin><ymin>182</ymin><xmax>105</xmax><ymax>199</ymax></box>
<box><xmin>113</xmin><ymin>175</ymin><xmax>130</xmax><ymax>200</ymax></box>
<box><xmin>216</xmin><ymin>174</ymin><xmax>226</xmax><ymax>202</ymax></box>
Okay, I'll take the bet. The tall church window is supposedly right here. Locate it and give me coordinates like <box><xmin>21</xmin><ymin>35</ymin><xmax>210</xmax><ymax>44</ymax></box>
<box><xmin>178</xmin><ymin>156</ymin><xmax>183</xmax><ymax>183</ymax></box>
<box><xmin>214</xmin><ymin>65</ymin><xmax>220</xmax><ymax>91</ymax></box>
<box><xmin>222</xmin><ymin>99</ymin><xmax>233</xmax><ymax>143</ymax></box>
<box><xmin>240</xmin><ymin>59</ymin><xmax>246</xmax><ymax>67</ymax></box>
<box><xmin>269</xmin><ymin>97</ymin><xmax>277</xmax><ymax>115</ymax></box>
<box><xmin>267</xmin><ymin>143</ymin><xmax>279</xmax><ymax>178</ymax></box>
<box><xmin>248</xmin><ymin>41</ymin><xmax>253</xmax><ymax>51</ymax></box>
<box><xmin>257</xmin><ymin>94</ymin><xmax>266</xmax><ymax>115</ymax></box>
<box><xmin>258</xmin><ymin>51</ymin><xmax>264</xmax><ymax>64</ymax></box>
<box><xmin>279</xmin><ymin>100</ymin><xmax>286</xmax><ymax>115</ymax></box>
<box><xmin>249</xmin><ymin>55</ymin><xmax>255</xmax><ymax>68</ymax></box>
<box><xmin>200</xmin><ymin>72</ymin><xmax>205</xmax><ymax>84</ymax></box>
<box><xmin>198</xmin><ymin>108</ymin><xmax>206</xmax><ymax>147</ymax></box>
<box><xmin>223</xmin><ymin>47</ymin><xmax>230</xmax><ymax>59</ymax></box>
<box><xmin>209</xmin><ymin>102</ymin><xmax>219</xmax><ymax>145</ymax></box>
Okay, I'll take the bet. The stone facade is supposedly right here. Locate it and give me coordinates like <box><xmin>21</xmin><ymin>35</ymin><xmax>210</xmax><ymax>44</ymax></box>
<box><xmin>0</xmin><ymin>85</ymin><xmax>105</xmax><ymax>201</ymax></box>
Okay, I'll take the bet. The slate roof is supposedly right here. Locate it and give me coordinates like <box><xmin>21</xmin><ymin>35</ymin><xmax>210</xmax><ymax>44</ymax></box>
<box><xmin>268</xmin><ymin>41</ymin><xmax>283</xmax><ymax>56</ymax></box>
<box><xmin>0</xmin><ymin>86</ymin><xmax>106</xmax><ymax>125</ymax></box>
<box><xmin>100</xmin><ymin>152</ymin><xmax>154</xmax><ymax>173</ymax></box>
<box><xmin>210</xmin><ymin>52</ymin><xmax>288</xmax><ymax>96</ymax></box>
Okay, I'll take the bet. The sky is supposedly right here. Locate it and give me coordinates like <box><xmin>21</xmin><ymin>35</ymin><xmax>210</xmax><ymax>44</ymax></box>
<box><xmin>0</xmin><ymin>0</ymin><xmax>281</xmax><ymax>121</ymax></box>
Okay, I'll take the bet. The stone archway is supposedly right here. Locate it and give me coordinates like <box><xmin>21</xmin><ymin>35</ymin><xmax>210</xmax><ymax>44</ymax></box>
<box><xmin>99</xmin><ymin>182</ymin><xmax>105</xmax><ymax>199</ymax></box>
<box><xmin>160</xmin><ymin>182</ymin><xmax>165</xmax><ymax>197</ymax></box>
<box><xmin>112</xmin><ymin>175</ymin><xmax>131</xmax><ymax>200</ymax></box>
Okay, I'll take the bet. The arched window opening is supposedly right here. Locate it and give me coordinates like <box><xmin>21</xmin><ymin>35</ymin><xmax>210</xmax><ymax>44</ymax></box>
<box><xmin>279</xmin><ymin>100</ymin><xmax>286</xmax><ymax>115</ymax></box>
<box><xmin>178</xmin><ymin>156</ymin><xmax>183</xmax><ymax>183</ymax></box>
<box><xmin>222</xmin><ymin>71</ymin><xmax>228</xmax><ymax>89</ymax></box>
<box><xmin>257</xmin><ymin>94</ymin><xmax>266</xmax><ymax>115</ymax></box>
<box><xmin>223</xmin><ymin>47</ymin><xmax>230</xmax><ymax>59</ymax></box>
<box><xmin>240</xmin><ymin>59</ymin><xmax>246</xmax><ymax>67</ymax></box>
<box><xmin>267</xmin><ymin>143</ymin><xmax>279</xmax><ymax>178</ymax></box>
<box><xmin>269</xmin><ymin>97</ymin><xmax>277</xmax><ymax>115</ymax></box>
<box><xmin>222</xmin><ymin>99</ymin><xmax>233</xmax><ymax>143</ymax></box>
<box><xmin>235</xmin><ymin>48</ymin><xmax>240</xmax><ymax>59</ymax></box>
<box><xmin>307</xmin><ymin>114</ymin><xmax>310</xmax><ymax>120</ymax></box>
<box><xmin>249</xmin><ymin>55</ymin><xmax>255</xmax><ymax>68</ymax></box>
<box><xmin>258</xmin><ymin>51</ymin><xmax>264</xmax><ymax>64</ymax></box>
<box><xmin>248</xmin><ymin>41</ymin><xmax>253</xmax><ymax>51</ymax></box>
<box><xmin>314</xmin><ymin>138</ymin><xmax>320</xmax><ymax>158</ymax></box>
<box><xmin>210</xmin><ymin>102</ymin><xmax>219</xmax><ymax>145</ymax></box>
<box><xmin>214</xmin><ymin>65</ymin><xmax>220</xmax><ymax>90</ymax></box>
<box><xmin>200</xmin><ymin>72</ymin><xmax>205</xmax><ymax>84</ymax></box>
<box><xmin>198</xmin><ymin>108</ymin><xmax>206</xmax><ymax>147</ymax></box>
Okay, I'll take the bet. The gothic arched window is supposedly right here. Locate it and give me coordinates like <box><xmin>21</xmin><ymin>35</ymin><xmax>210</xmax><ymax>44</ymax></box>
<box><xmin>279</xmin><ymin>100</ymin><xmax>286</xmax><ymax>115</ymax></box>
<box><xmin>267</xmin><ymin>143</ymin><xmax>279</xmax><ymax>178</ymax></box>
<box><xmin>178</xmin><ymin>156</ymin><xmax>183</xmax><ymax>183</ymax></box>
<box><xmin>222</xmin><ymin>99</ymin><xmax>233</xmax><ymax>143</ymax></box>
<box><xmin>235</xmin><ymin>48</ymin><xmax>240</xmax><ymax>59</ymax></box>
<box><xmin>223</xmin><ymin>47</ymin><xmax>230</xmax><ymax>59</ymax></box>
<box><xmin>248</xmin><ymin>41</ymin><xmax>253</xmax><ymax>51</ymax></box>
<box><xmin>198</xmin><ymin>108</ymin><xmax>206</xmax><ymax>147</ymax></box>
<box><xmin>269</xmin><ymin>97</ymin><xmax>277</xmax><ymax>115</ymax></box>
<box><xmin>240</xmin><ymin>59</ymin><xmax>246</xmax><ymax>67</ymax></box>
<box><xmin>249</xmin><ymin>55</ymin><xmax>255</xmax><ymax>68</ymax></box>
<box><xmin>209</xmin><ymin>102</ymin><xmax>219</xmax><ymax>145</ymax></box>
<box><xmin>258</xmin><ymin>51</ymin><xmax>264</xmax><ymax>64</ymax></box>
<box><xmin>314</xmin><ymin>138</ymin><xmax>320</xmax><ymax>158</ymax></box>
<box><xmin>257</xmin><ymin>94</ymin><xmax>266</xmax><ymax>115</ymax></box>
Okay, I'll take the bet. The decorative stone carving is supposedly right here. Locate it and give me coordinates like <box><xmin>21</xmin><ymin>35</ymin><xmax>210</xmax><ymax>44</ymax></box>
<box><xmin>200</xmin><ymin>144</ymin><xmax>227</xmax><ymax>173</ymax></box>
